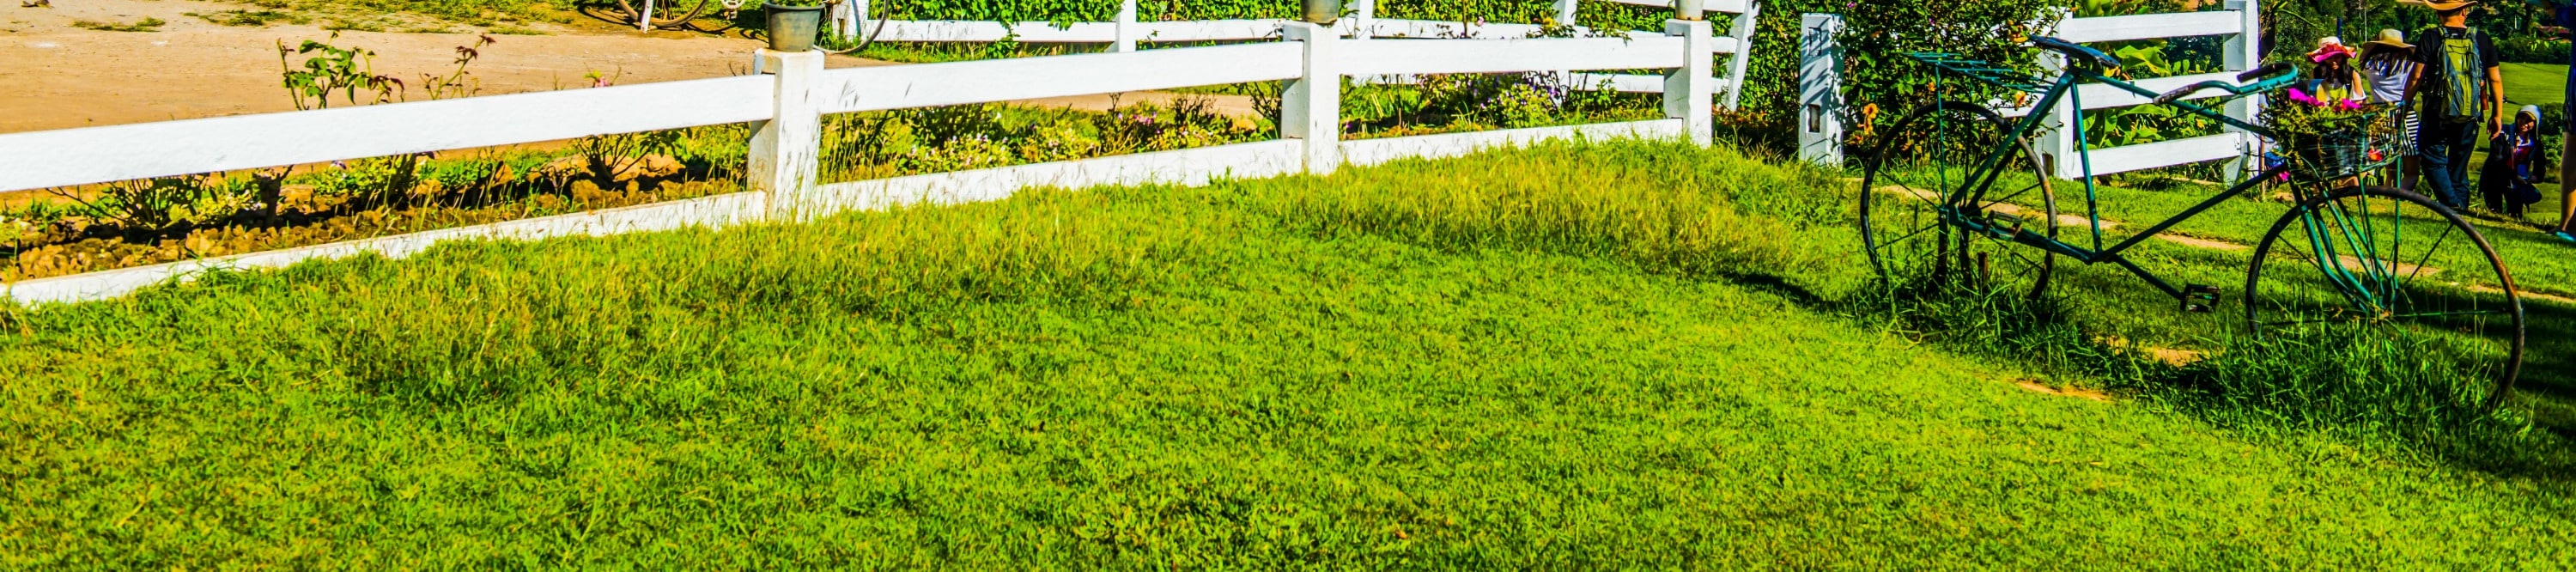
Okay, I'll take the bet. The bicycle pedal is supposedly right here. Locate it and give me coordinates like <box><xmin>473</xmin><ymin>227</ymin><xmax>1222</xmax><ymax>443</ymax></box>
<box><xmin>2180</xmin><ymin>284</ymin><xmax>2221</xmax><ymax>313</ymax></box>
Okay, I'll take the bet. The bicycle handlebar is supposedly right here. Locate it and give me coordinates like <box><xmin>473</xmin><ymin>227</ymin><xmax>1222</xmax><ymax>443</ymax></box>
<box><xmin>2235</xmin><ymin>62</ymin><xmax>2295</xmax><ymax>82</ymax></box>
<box><xmin>2149</xmin><ymin>62</ymin><xmax>2299</xmax><ymax>106</ymax></box>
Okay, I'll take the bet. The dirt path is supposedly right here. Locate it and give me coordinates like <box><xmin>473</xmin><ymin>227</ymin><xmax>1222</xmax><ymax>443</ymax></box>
<box><xmin>0</xmin><ymin>0</ymin><xmax>1255</xmax><ymax>135</ymax></box>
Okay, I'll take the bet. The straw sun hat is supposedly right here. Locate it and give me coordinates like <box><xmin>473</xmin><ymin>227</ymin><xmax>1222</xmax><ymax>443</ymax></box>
<box><xmin>2361</xmin><ymin>28</ymin><xmax>2412</xmax><ymax>52</ymax></box>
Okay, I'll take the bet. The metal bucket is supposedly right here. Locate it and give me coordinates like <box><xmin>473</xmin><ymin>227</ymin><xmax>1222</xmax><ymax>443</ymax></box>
<box><xmin>765</xmin><ymin>3</ymin><xmax>824</xmax><ymax>52</ymax></box>
<box><xmin>1301</xmin><ymin>0</ymin><xmax>1340</xmax><ymax>24</ymax></box>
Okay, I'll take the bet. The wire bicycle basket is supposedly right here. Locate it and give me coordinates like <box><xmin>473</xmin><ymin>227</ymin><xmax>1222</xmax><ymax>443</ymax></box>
<box><xmin>2269</xmin><ymin>104</ymin><xmax>2403</xmax><ymax>180</ymax></box>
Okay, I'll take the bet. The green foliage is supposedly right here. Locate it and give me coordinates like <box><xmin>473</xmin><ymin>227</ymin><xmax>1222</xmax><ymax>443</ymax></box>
<box><xmin>1327</xmin><ymin>74</ymin><xmax>1662</xmax><ymax>138</ymax></box>
<box><xmin>1733</xmin><ymin>0</ymin><xmax>2063</xmax><ymax>150</ymax></box>
<box><xmin>277</xmin><ymin>36</ymin><xmax>403</xmax><ymax>110</ymax></box>
<box><xmin>186</xmin><ymin>9</ymin><xmax>313</xmax><ymax>26</ymax></box>
<box><xmin>819</xmin><ymin>99</ymin><xmax>1263</xmax><ymax>182</ymax></box>
<box><xmin>71</xmin><ymin>17</ymin><xmax>167</xmax><ymax>32</ymax></box>
<box><xmin>2084</xmin><ymin>43</ymin><xmax>2226</xmax><ymax>148</ymax></box>
<box><xmin>560</xmin><ymin>130</ymin><xmax>687</xmax><ymax>186</ymax></box>
<box><xmin>324</xmin><ymin>0</ymin><xmax>568</xmax><ymax>24</ymax></box>
<box><xmin>52</xmin><ymin>175</ymin><xmax>255</xmax><ymax>232</ymax></box>
<box><xmin>2502</xmin><ymin>35</ymin><xmax>2573</xmax><ymax>64</ymax></box>
<box><xmin>876</xmin><ymin>1</ymin><xmax>1667</xmax><ymax>32</ymax></box>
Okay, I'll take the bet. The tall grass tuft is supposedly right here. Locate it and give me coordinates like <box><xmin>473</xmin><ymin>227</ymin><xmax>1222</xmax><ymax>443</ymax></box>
<box><xmin>1241</xmin><ymin>140</ymin><xmax>1853</xmax><ymax>293</ymax></box>
<box><xmin>100</xmin><ymin>186</ymin><xmax>1231</xmax><ymax>407</ymax></box>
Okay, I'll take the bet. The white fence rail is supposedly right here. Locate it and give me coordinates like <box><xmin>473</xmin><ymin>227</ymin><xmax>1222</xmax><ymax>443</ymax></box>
<box><xmin>2025</xmin><ymin>2</ymin><xmax>2262</xmax><ymax>180</ymax></box>
<box><xmin>1795</xmin><ymin>2</ymin><xmax>2262</xmax><ymax>179</ymax></box>
<box><xmin>835</xmin><ymin>0</ymin><xmax>1759</xmax><ymax>108</ymax></box>
<box><xmin>0</xmin><ymin>17</ymin><xmax>1721</xmax><ymax>305</ymax></box>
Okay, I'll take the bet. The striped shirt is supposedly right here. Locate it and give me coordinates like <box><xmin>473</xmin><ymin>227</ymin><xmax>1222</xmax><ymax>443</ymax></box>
<box><xmin>2360</xmin><ymin>54</ymin><xmax>2418</xmax><ymax>105</ymax></box>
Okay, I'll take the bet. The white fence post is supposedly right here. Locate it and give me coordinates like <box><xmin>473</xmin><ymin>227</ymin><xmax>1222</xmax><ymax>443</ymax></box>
<box><xmin>1667</xmin><ymin>19</ymin><xmax>1715</xmax><ymax>147</ymax></box>
<box><xmin>2030</xmin><ymin>9</ymin><xmax>2076</xmax><ymax>180</ymax></box>
<box><xmin>1351</xmin><ymin>0</ymin><xmax>1375</xmax><ymax>40</ymax></box>
<box><xmin>1283</xmin><ymin>21</ymin><xmax>1342</xmax><ymax>173</ymax></box>
<box><xmin>2034</xmin><ymin>51</ymin><xmax>2079</xmax><ymax>180</ymax></box>
<box><xmin>1721</xmin><ymin>2</ymin><xmax>1759</xmax><ymax>110</ymax></box>
<box><xmin>1115</xmin><ymin>0</ymin><xmax>1139</xmax><ymax>52</ymax></box>
<box><xmin>1550</xmin><ymin>0</ymin><xmax>1581</xmax><ymax>85</ymax></box>
<box><xmin>2222</xmin><ymin>0</ymin><xmax>2259</xmax><ymax>183</ymax></box>
<box><xmin>850</xmin><ymin>0</ymin><xmax>868</xmax><ymax>39</ymax></box>
<box><xmin>749</xmin><ymin>50</ymin><xmax>824</xmax><ymax>222</ymax></box>
<box><xmin>1797</xmin><ymin>13</ymin><xmax>1842</xmax><ymax>165</ymax></box>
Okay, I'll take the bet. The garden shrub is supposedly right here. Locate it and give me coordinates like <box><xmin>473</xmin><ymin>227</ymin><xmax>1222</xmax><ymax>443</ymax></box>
<box><xmin>1729</xmin><ymin>0</ymin><xmax>2064</xmax><ymax>151</ymax></box>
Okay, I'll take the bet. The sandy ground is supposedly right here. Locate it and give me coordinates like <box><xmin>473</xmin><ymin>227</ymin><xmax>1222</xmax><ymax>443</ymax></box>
<box><xmin>0</xmin><ymin>0</ymin><xmax>1255</xmax><ymax>134</ymax></box>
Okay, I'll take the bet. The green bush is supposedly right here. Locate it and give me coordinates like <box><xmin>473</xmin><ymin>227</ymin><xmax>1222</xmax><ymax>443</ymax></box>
<box><xmin>1730</xmin><ymin>0</ymin><xmax>2063</xmax><ymax>150</ymax></box>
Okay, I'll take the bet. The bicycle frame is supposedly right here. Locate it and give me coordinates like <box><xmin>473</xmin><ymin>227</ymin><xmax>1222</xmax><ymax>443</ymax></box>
<box><xmin>1926</xmin><ymin>62</ymin><xmax>2302</xmax><ymax>303</ymax></box>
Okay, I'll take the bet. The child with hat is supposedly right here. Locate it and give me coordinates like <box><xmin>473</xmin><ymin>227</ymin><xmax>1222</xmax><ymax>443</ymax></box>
<box><xmin>2307</xmin><ymin>37</ymin><xmax>2364</xmax><ymax>106</ymax></box>
<box><xmin>2482</xmin><ymin>105</ymin><xmax>2549</xmax><ymax>216</ymax></box>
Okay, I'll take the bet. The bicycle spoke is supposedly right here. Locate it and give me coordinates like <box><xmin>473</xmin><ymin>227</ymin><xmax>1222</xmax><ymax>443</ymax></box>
<box><xmin>1985</xmin><ymin>180</ymin><xmax>2044</xmax><ymax>209</ymax></box>
<box><xmin>1881</xmin><ymin>172</ymin><xmax>1949</xmax><ymax>208</ymax></box>
<box><xmin>2399</xmin><ymin>222</ymin><xmax>2456</xmax><ymax>292</ymax></box>
<box><xmin>1872</xmin><ymin>220</ymin><xmax>1944</xmax><ymax>253</ymax></box>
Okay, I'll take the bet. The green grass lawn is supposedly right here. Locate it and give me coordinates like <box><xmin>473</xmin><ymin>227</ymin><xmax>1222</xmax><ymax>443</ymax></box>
<box><xmin>6</xmin><ymin>142</ymin><xmax>2576</xmax><ymax>566</ymax></box>
<box><xmin>2506</xmin><ymin>62</ymin><xmax>2569</xmax><ymax>107</ymax></box>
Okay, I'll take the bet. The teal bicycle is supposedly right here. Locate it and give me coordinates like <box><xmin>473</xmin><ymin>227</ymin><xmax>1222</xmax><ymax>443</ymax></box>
<box><xmin>1859</xmin><ymin>37</ymin><xmax>2525</xmax><ymax>411</ymax></box>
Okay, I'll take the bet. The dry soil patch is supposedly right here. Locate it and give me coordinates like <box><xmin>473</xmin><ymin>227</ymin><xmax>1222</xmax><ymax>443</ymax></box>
<box><xmin>2155</xmin><ymin>234</ymin><xmax>2248</xmax><ymax>251</ymax></box>
<box><xmin>2012</xmin><ymin>378</ymin><xmax>2113</xmax><ymax>402</ymax></box>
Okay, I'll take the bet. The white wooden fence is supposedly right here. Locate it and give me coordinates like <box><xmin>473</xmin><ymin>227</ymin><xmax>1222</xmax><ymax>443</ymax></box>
<box><xmin>834</xmin><ymin>0</ymin><xmax>1759</xmax><ymax>108</ymax></box>
<box><xmin>0</xmin><ymin>17</ymin><xmax>1720</xmax><ymax>305</ymax></box>
<box><xmin>1795</xmin><ymin>1</ymin><xmax>2263</xmax><ymax>179</ymax></box>
<box><xmin>2021</xmin><ymin>1</ymin><xmax>2263</xmax><ymax>180</ymax></box>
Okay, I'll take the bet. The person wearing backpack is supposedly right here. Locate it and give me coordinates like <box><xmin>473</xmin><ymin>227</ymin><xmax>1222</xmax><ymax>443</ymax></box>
<box><xmin>2407</xmin><ymin>0</ymin><xmax>2507</xmax><ymax>211</ymax></box>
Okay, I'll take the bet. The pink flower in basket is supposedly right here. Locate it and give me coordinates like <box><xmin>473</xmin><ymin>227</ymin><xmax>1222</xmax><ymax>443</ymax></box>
<box><xmin>2286</xmin><ymin>87</ymin><xmax>2321</xmax><ymax>106</ymax></box>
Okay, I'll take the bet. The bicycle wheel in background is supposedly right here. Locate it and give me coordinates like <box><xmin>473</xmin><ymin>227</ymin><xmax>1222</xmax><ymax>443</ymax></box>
<box><xmin>1858</xmin><ymin>100</ymin><xmax>2057</xmax><ymax>298</ymax></box>
<box><xmin>2245</xmin><ymin>186</ymin><xmax>2525</xmax><ymax>411</ymax></box>
<box><xmin>618</xmin><ymin>0</ymin><xmax>713</xmax><ymax>29</ymax></box>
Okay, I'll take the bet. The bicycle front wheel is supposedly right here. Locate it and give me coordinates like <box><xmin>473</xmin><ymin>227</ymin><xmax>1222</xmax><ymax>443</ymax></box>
<box><xmin>2245</xmin><ymin>186</ymin><xmax>2525</xmax><ymax>411</ymax></box>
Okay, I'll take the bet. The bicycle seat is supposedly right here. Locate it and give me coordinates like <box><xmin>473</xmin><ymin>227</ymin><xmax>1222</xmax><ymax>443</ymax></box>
<box><xmin>2030</xmin><ymin>36</ymin><xmax>2121</xmax><ymax>71</ymax></box>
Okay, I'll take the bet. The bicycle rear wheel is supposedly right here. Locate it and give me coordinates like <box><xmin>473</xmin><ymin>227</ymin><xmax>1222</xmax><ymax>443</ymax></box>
<box><xmin>1858</xmin><ymin>101</ymin><xmax>2057</xmax><ymax>297</ymax></box>
<box><xmin>2245</xmin><ymin>186</ymin><xmax>2525</xmax><ymax>411</ymax></box>
<box><xmin>618</xmin><ymin>0</ymin><xmax>712</xmax><ymax>27</ymax></box>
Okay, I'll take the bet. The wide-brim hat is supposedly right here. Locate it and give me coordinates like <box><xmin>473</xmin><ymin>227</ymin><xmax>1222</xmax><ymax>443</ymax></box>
<box><xmin>2308</xmin><ymin>38</ymin><xmax>2356</xmax><ymax>63</ymax></box>
<box><xmin>2362</xmin><ymin>28</ymin><xmax>2412</xmax><ymax>51</ymax></box>
<box><xmin>2399</xmin><ymin>0</ymin><xmax>2478</xmax><ymax>11</ymax></box>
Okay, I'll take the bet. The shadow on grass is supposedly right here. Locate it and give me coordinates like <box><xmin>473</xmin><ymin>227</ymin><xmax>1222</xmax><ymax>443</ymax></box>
<box><xmin>1847</xmin><ymin>277</ymin><xmax>2576</xmax><ymax>483</ymax></box>
<box><xmin>1248</xmin><ymin>139</ymin><xmax>2573</xmax><ymax>483</ymax></box>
